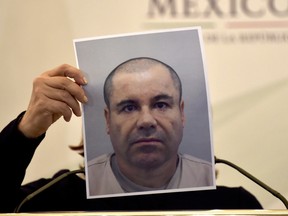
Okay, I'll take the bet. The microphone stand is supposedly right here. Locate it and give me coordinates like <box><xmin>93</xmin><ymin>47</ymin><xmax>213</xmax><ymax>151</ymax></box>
<box><xmin>215</xmin><ymin>156</ymin><xmax>288</xmax><ymax>209</ymax></box>
<box><xmin>14</xmin><ymin>168</ymin><xmax>85</xmax><ymax>213</ymax></box>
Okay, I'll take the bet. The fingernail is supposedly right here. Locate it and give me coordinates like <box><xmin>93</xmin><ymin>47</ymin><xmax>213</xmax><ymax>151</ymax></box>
<box><xmin>83</xmin><ymin>77</ymin><xmax>88</xmax><ymax>84</ymax></box>
<box><xmin>83</xmin><ymin>96</ymin><xmax>88</xmax><ymax>103</ymax></box>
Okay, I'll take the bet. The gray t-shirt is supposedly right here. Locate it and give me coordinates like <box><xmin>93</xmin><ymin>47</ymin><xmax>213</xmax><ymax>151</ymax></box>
<box><xmin>87</xmin><ymin>153</ymin><xmax>214</xmax><ymax>197</ymax></box>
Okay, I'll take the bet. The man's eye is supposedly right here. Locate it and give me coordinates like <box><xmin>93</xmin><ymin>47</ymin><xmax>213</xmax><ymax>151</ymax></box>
<box><xmin>154</xmin><ymin>102</ymin><xmax>168</xmax><ymax>110</ymax></box>
<box><xmin>122</xmin><ymin>105</ymin><xmax>137</xmax><ymax>113</ymax></box>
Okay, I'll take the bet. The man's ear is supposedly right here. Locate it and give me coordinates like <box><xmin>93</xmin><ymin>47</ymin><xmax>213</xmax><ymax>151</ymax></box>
<box><xmin>104</xmin><ymin>107</ymin><xmax>110</xmax><ymax>134</ymax></box>
<box><xmin>180</xmin><ymin>100</ymin><xmax>185</xmax><ymax>127</ymax></box>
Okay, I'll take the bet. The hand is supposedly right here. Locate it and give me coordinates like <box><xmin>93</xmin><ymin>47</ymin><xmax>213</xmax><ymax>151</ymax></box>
<box><xmin>18</xmin><ymin>64</ymin><xmax>88</xmax><ymax>138</ymax></box>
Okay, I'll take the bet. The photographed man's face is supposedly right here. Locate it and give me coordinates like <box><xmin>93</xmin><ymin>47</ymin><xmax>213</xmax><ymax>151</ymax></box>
<box><xmin>104</xmin><ymin>65</ymin><xmax>185</xmax><ymax>171</ymax></box>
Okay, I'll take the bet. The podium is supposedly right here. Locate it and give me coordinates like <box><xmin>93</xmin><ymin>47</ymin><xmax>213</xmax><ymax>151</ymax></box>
<box><xmin>3</xmin><ymin>211</ymin><xmax>288</xmax><ymax>216</ymax></box>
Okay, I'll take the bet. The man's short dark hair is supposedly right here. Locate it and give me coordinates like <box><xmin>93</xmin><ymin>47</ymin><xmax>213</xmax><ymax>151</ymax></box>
<box><xmin>103</xmin><ymin>57</ymin><xmax>182</xmax><ymax>108</ymax></box>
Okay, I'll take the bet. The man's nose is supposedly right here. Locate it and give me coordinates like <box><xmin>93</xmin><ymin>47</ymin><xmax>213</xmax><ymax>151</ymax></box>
<box><xmin>136</xmin><ymin>108</ymin><xmax>157</xmax><ymax>130</ymax></box>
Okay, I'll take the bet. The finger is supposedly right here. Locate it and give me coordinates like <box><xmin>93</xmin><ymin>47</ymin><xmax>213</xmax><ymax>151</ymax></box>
<box><xmin>33</xmin><ymin>77</ymin><xmax>82</xmax><ymax>116</ymax></box>
<box><xmin>43</xmin><ymin>87</ymin><xmax>82</xmax><ymax>117</ymax></box>
<box><xmin>45</xmin><ymin>98</ymin><xmax>74</xmax><ymax>122</ymax></box>
<box><xmin>43</xmin><ymin>76</ymin><xmax>88</xmax><ymax>104</ymax></box>
<box><xmin>44</xmin><ymin>64</ymin><xmax>88</xmax><ymax>85</ymax></box>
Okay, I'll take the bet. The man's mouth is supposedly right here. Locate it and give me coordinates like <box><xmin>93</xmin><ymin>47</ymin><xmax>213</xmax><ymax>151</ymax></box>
<box><xmin>132</xmin><ymin>138</ymin><xmax>162</xmax><ymax>145</ymax></box>
<box><xmin>131</xmin><ymin>138</ymin><xmax>163</xmax><ymax>153</ymax></box>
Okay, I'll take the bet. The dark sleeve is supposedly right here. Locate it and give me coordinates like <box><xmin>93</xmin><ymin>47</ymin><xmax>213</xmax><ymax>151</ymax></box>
<box><xmin>0</xmin><ymin>112</ymin><xmax>45</xmax><ymax>212</ymax></box>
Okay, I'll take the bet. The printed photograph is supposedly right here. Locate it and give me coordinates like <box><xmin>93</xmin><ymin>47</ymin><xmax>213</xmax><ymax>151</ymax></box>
<box><xmin>74</xmin><ymin>27</ymin><xmax>216</xmax><ymax>199</ymax></box>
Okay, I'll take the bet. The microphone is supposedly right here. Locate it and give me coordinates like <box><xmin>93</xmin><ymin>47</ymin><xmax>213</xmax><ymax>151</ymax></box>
<box><xmin>14</xmin><ymin>168</ymin><xmax>85</xmax><ymax>213</ymax></box>
<box><xmin>215</xmin><ymin>156</ymin><xmax>288</xmax><ymax>209</ymax></box>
